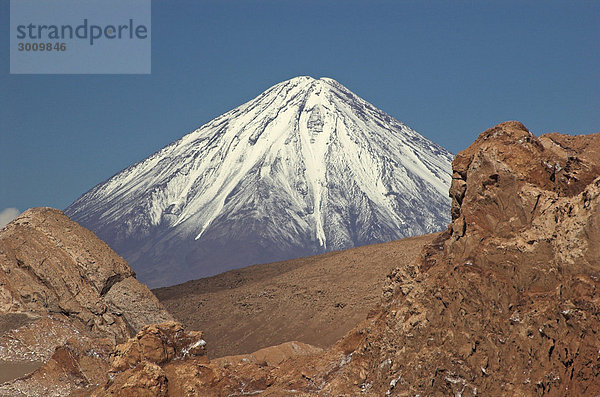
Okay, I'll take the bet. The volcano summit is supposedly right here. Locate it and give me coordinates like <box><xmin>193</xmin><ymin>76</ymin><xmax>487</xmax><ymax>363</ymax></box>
<box><xmin>66</xmin><ymin>76</ymin><xmax>453</xmax><ymax>287</ymax></box>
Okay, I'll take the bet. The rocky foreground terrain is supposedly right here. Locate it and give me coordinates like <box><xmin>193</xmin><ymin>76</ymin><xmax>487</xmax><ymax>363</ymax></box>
<box><xmin>1</xmin><ymin>121</ymin><xmax>599</xmax><ymax>396</ymax></box>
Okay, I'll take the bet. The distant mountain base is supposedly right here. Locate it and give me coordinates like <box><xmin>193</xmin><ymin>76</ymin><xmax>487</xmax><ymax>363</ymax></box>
<box><xmin>153</xmin><ymin>233</ymin><xmax>437</xmax><ymax>358</ymax></box>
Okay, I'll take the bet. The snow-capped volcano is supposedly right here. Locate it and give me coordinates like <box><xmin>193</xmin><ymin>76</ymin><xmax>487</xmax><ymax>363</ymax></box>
<box><xmin>66</xmin><ymin>76</ymin><xmax>453</xmax><ymax>287</ymax></box>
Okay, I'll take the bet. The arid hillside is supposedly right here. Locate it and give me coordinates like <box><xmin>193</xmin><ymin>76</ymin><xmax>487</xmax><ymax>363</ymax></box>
<box><xmin>154</xmin><ymin>233</ymin><xmax>437</xmax><ymax>358</ymax></box>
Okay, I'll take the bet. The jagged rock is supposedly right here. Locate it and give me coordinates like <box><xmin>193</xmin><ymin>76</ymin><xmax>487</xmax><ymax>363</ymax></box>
<box><xmin>108</xmin><ymin>322</ymin><xmax>206</xmax><ymax>372</ymax></box>
<box><xmin>93</xmin><ymin>361</ymin><xmax>168</xmax><ymax>397</ymax></box>
<box><xmin>268</xmin><ymin>121</ymin><xmax>600</xmax><ymax>396</ymax></box>
<box><xmin>0</xmin><ymin>208</ymin><xmax>174</xmax><ymax>395</ymax></box>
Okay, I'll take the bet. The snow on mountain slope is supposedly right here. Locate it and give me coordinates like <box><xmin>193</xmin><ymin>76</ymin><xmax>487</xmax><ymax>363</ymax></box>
<box><xmin>66</xmin><ymin>76</ymin><xmax>453</xmax><ymax>287</ymax></box>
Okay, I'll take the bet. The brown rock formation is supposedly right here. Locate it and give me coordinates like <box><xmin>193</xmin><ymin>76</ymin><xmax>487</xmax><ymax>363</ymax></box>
<box><xmin>0</xmin><ymin>208</ymin><xmax>173</xmax><ymax>342</ymax></box>
<box><xmin>0</xmin><ymin>208</ymin><xmax>173</xmax><ymax>395</ymax></box>
<box><xmin>99</xmin><ymin>360</ymin><xmax>168</xmax><ymax>397</ymax></box>
<box><xmin>94</xmin><ymin>322</ymin><xmax>323</xmax><ymax>397</ymax></box>
<box><xmin>92</xmin><ymin>322</ymin><xmax>206</xmax><ymax>397</ymax></box>
<box><xmin>108</xmin><ymin>321</ymin><xmax>206</xmax><ymax>372</ymax></box>
<box><xmin>264</xmin><ymin>121</ymin><xmax>600</xmax><ymax>396</ymax></box>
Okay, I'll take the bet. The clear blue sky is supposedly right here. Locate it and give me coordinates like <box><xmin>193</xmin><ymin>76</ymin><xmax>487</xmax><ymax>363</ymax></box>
<box><xmin>1</xmin><ymin>0</ymin><xmax>599</xmax><ymax>214</ymax></box>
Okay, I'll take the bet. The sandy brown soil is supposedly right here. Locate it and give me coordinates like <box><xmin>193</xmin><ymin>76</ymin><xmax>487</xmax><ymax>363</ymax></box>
<box><xmin>153</xmin><ymin>233</ymin><xmax>437</xmax><ymax>358</ymax></box>
<box><xmin>0</xmin><ymin>313</ymin><xmax>35</xmax><ymax>335</ymax></box>
<box><xmin>0</xmin><ymin>361</ymin><xmax>43</xmax><ymax>384</ymax></box>
<box><xmin>0</xmin><ymin>313</ymin><xmax>41</xmax><ymax>383</ymax></box>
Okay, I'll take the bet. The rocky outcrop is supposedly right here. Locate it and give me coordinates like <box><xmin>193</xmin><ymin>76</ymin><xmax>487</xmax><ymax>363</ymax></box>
<box><xmin>108</xmin><ymin>321</ymin><xmax>206</xmax><ymax>372</ymax></box>
<box><xmin>91</xmin><ymin>322</ymin><xmax>205</xmax><ymax>397</ymax></box>
<box><xmin>92</xmin><ymin>323</ymin><xmax>317</xmax><ymax>397</ymax></box>
<box><xmin>0</xmin><ymin>208</ymin><xmax>174</xmax><ymax>395</ymax></box>
<box><xmin>97</xmin><ymin>361</ymin><xmax>169</xmax><ymax>397</ymax></box>
<box><xmin>270</xmin><ymin>121</ymin><xmax>600</xmax><ymax>396</ymax></box>
<box><xmin>0</xmin><ymin>208</ymin><xmax>173</xmax><ymax>343</ymax></box>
